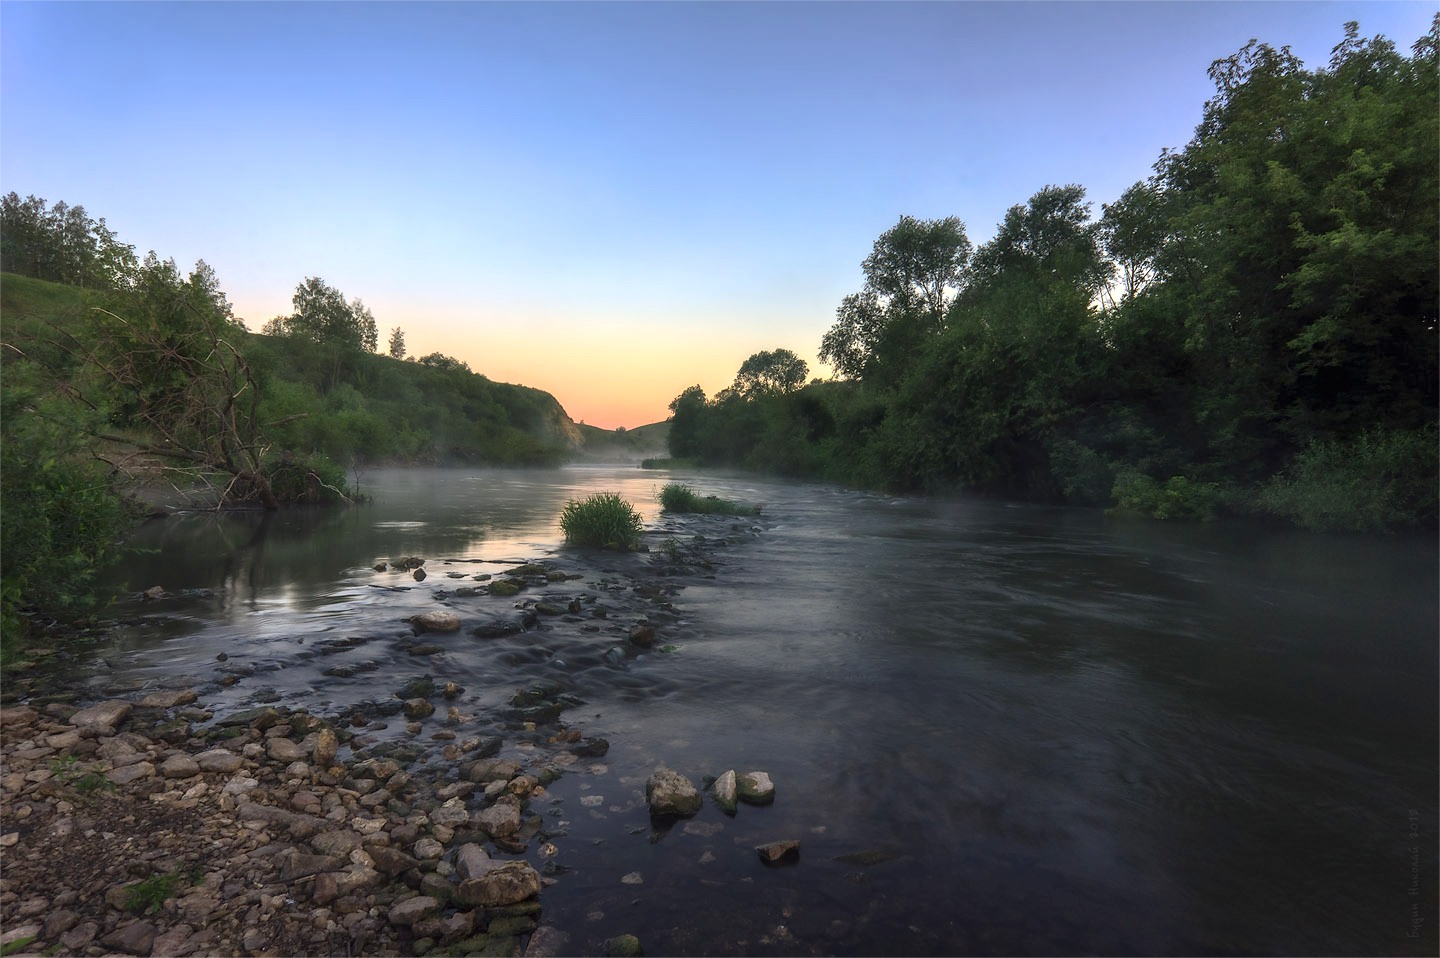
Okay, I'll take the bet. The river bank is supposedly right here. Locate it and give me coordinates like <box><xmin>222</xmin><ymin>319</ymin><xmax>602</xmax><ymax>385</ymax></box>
<box><xmin>1</xmin><ymin>505</ymin><xmax>768</xmax><ymax>957</ymax></box>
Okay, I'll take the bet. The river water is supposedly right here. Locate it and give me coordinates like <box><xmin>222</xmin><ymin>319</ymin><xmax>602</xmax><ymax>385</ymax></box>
<box><xmin>81</xmin><ymin>466</ymin><xmax>1436</xmax><ymax>956</ymax></box>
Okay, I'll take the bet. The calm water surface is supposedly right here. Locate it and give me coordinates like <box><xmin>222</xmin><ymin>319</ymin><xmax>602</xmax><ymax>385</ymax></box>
<box><xmin>86</xmin><ymin>466</ymin><xmax>1437</xmax><ymax>956</ymax></box>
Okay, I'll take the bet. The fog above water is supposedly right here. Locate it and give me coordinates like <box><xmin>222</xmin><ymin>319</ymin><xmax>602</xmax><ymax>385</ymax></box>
<box><xmin>90</xmin><ymin>466</ymin><xmax>1437</xmax><ymax>956</ymax></box>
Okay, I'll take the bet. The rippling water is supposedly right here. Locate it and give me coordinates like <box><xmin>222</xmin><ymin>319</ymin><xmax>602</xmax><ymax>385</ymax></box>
<box><xmin>84</xmin><ymin>466</ymin><xmax>1437</xmax><ymax>956</ymax></box>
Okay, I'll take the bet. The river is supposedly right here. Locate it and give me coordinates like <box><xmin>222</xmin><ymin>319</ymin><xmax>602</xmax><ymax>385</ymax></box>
<box><xmin>78</xmin><ymin>466</ymin><xmax>1437</xmax><ymax>956</ymax></box>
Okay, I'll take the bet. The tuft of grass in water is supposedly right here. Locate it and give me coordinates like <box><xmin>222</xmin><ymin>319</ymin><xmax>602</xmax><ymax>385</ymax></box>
<box><xmin>658</xmin><ymin>482</ymin><xmax>758</xmax><ymax>516</ymax></box>
<box><xmin>559</xmin><ymin>492</ymin><xmax>644</xmax><ymax>550</ymax></box>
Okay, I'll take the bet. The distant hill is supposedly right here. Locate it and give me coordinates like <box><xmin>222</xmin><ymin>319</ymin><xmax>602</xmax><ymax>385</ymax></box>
<box><xmin>573</xmin><ymin>420</ymin><xmax>670</xmax><ymax>463</ymax></box>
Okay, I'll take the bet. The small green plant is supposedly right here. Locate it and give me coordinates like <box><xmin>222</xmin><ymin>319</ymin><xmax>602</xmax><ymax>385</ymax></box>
<box><xmin>559</xmin><ymin>492</ymin><xmax>644</xmax><ymax>550</ymax></box>
<box><xmin>658</xmin><ymin>482</ymin><xmax>757</xmax><ymax>516</ymax></box>
<box><xmin>0</xmin><ymin>936</ymin><xmax>37</xmax><ymax>956</ymax></box>
<box><xmin>49</xmin><ymin>754</ymin><xmax>81</xmax><ymax>782</ymax></box>
<box><xmin>123</xmin><ymin>869</ymin><xmax>193</xmax><ymax>914</ymax></box>
<box><xmin>74</xmin><ymin>770</ymin><xmax>115</xmax><ymax>796</ymax></box>
<box><xmin>49</xmin><ymin>754</ymin><xmax>115</xmax><ymax>796</ymax></box>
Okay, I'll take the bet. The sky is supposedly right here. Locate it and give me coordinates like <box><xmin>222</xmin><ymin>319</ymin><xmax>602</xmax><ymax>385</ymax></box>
<box><xmin>2</xmin><ymin>1</ymin><xmax>1434</xmax><ymax>429</ymax></box>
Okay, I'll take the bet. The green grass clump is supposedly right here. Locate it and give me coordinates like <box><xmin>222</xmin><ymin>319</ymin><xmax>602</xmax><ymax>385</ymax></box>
<box><xmin>658</xmin><ymin>483</ymin><xmax>757</xmax><ymax>516</ymax></box>
<box><xmin>559</xmin><ymin>492</ymin><xmax>644</xmax><ymax>550</ymax></box>
<box><xmin>123</xmin><ymin>870</ymin><xmax>193</xmax><ymax>913</ymax></box>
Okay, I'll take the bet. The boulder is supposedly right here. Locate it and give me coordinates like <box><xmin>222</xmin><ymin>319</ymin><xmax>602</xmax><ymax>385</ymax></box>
<box><xmin>403</xmin><ymin>698</ymin><xmax>435</xmax><ymax>720</ymax></box>
<box><xmin>455</xmin><ymin>861</ymin><xmax>541</xmax><ymax>907</ymax></box>
<box><xmin>194</xmin><ymin>749</ymin><xmax>244</xmax><ymax>773</ymax></box>
<box><xmin>159</xmin><ymin>754</ymin><xmax>200</xmax><ymax>779</ymax></box>
<box><xmin>645</xmin><ymin>768</ymin><xmax>701</xmax><ymax>819</ymax></box>
<box><xmin>409</xmin><ymin>610</ymin><xmax>461</xmax><ymax>633</ymax></box>
<box><xmin>454</xmin><ymin>843</ymin><xmax>494</xmax><ymax>880</ymax></box>
<box><xmin>388</xmin><ymin>895</ymin><xmax>441</xmax><ymax>927</ymax></box>
<box><xmin>604</xmin><ymin>933</ymin><xmax>645</xmax><ymax>957</ymax></box>
<box><xmin>138</xmin><ymin>690</ymin><xmax>198</xmax><ymax>709</ymax></box>
<box><xmin>313</xmin><ymin>726</ymin><xmax>339</xmax><ymax>769</ymax></box>
<box><xmin>266</xmin><ymin>737</ymin><xmax>307</xmax><ymax>762</ymax></box>
<box><xmin>755</xmin><ymin>839</ymin><xmax>800</xmax><ymax>864</ymax></box>
<box><xmin>476</xmin><ymin>801</ymin><xmax>521</xmax><ymax>838</ymax></box>
<box><xmin>737</xmin><ymin>770</ymin><xmax>775</xmax><ymax>805</ymax></box>
<box><xmin>711</xmin><ymin>769</ymin><xmax>738</xmax><ymax>814</ymax></box>
<box><xmin>70</xmin><ymin>700</ymin><xmax>132</xmax><ymax>731</ymax></box>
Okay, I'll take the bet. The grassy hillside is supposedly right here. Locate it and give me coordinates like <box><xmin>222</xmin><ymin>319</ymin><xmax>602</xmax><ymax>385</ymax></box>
<box><xmin>0</xmin><ymin>272</ymin><xmax>649</xmax><ymax>468</ymax></box>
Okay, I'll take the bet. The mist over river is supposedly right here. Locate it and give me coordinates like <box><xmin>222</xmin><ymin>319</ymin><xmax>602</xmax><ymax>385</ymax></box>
<box><xmin>78</xmin><ymin>466</ymin><xmax>1436</xmax><ymax>956</ymax></box>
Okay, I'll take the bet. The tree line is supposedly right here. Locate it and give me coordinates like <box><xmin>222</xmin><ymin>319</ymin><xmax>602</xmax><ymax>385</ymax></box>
<box><xmin>667</xmin><ymin>22</ymin><xmax>1438</xmax><ymax>531</ymax></box>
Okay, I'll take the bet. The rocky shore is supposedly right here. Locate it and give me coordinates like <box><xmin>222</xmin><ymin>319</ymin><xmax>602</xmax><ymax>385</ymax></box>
<box><xmin>0</xmin><ymin>689</ymin><xmax>584</xmax><ymax>957</ymax></box>
<box><xmin>2</xmin><ymin>516</ymin><xmax>772</xmax><ymax>957</ymax></box>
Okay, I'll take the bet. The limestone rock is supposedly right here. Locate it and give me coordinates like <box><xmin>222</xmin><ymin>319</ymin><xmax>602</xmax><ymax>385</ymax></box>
<box><xmin>476</xmin><ymin>801</ymin><xmax>521</xmax><ymax>837</ymax></box>
<box><xmin>70</xmin><ymin>700</ymin><xmax>132</xmax><ymax>731</ymax></box>
<box><xmin>313</xmin><ymin>726</ymin><xmax>339</xmax><ymax>769</ymax></box>
<box><xmin>266</xmin><ymin>737</ymin><xmax>307</xmax><ymax>762</ymax></box>
<box><xmin>159</xmin><ymin>754</ymin><xmax>200</xmax><ymax>779</ymax></box>
<box><xmin>195</xmin><ymin>749</ymin><xmax>244</xmax><ymax>773</ymax></box>
<box><xmin>106</xmin><ymin>761</ymin><xmax>155</xmax><ymax>786</ymax></box>
<box><xmin>138</xmin><ymin>690</ymin><xmax>198</xmax><ymax>709</ymax></box>
<box><xmin>645</xmin><ymin>767</ymin><xmax>701</xmax><ymax>818</ymax></box>
<box><xmin>711</xmin><ymin>769</ymin><xmax>738</xmax><ymax>814</ymax></box>
<box><xmin>101</xmin><ymin>919</ymin><xmax>157</xmax><ymax>955</ymax></box>
<box><xmin>455</xmin><ymin>861</ymin><xmax>541</xmax><ymax>907</ymax></box>
<box><xmin>454</xmin><ymin>843</ymin><xmax>494</xmax><ymax>880</ymax></box>
<box><xmin>755</xmin><ymin>839</ymin><xmax>801</xmax><ymax>864</ymax></box>
<box><xmin>388</xmin><ymin>895</ymin><xmax>441</xmax><ymax>926</ymax></box>
<box><xmin>409</xmin><ymin>610</ymin><xmax>461</xmax><ymax>633</ymax></box>
<box><xmin>737</xmin><ymin>770</ymin><xmax>775</xmax><ymax>805</ymax></box>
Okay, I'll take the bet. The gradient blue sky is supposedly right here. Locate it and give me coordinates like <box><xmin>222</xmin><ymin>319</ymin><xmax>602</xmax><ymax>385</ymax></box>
<box><xmin>3</xmin><ymin>1</ymin><xmax>1433</xmax><ymax>428</ymax></box>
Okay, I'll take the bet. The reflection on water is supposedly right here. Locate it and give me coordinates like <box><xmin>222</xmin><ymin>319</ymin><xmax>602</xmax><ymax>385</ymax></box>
<box><xmin>87</xmin><ymin>467</ymin><xmax>1436</xmax><ymax>956</ymax></box>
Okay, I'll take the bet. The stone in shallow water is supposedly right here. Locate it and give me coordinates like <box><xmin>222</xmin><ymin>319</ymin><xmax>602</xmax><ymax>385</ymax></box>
<box><xmin>455</xmin><ymin>861</ymin><xmax>541</xmax><ymax>907</ymax></box>
<box><xmin>645</xmin><ymin>768</ymin><xmax>701</xmax><ymax>819</ymax></box>
<box><xmin>736</xmin><ymin>770</ymin><xmax>775</xmax><ymax>805</ymax></box>
<box><xmin>755</xmin><ymin>839</ymin><xmax>801</xmax><ymax>864</ymax></box>
<box><xmin>409</xmin><ymin>611</ymin><xmax>461</xmax><ymax>633</ymax></box>
<box><xmin>710</xmin><ymin>769</ymin><xmax>738</xmax><ymax>814</ymax></box>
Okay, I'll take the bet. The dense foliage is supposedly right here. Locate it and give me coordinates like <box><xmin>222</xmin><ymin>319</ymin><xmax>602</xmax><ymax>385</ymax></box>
<box><xmin>559</xmin><ymin>492</ymin><xmax>645</xmax><ymax>550</ymax></box>
<box><xmin>668</xmin><ymin>22</ymin><xmax>1438</xmax><ymax>531</ymax></box>
<box><xmin>0</xmin><ymin>206</ymin><xmax>578</xmax><ymax>638</ymax></box>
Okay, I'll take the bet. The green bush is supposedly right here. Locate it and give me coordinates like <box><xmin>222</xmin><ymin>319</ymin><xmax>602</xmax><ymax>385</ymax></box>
<box><xmin>658</xmin><ymin>482</ymin><xmax>757</xmax><ymax>516</ymax></box>
<box><xmin>559</xmin><ymin>492</ymin><xmax>644</xmax><ymax>549</ymax></box>
<box><xmin>1</xmin><ymin>382</ymin><xmax>132</xmax><ymax>651</ymax></box>
<box><xmin>262</xmin><ymin>454</ymin><xmax>355</xmax><ymax>504</ymax></box>
<box><xmin>1257</xmin><ymin>426</ymin><xmax>1438</xmax><ymax>532</ymax></box>
<box><xmin>1111</xmin><ymin>471</ymin><xmax>1221</xmax><ymax>520</ymax></box>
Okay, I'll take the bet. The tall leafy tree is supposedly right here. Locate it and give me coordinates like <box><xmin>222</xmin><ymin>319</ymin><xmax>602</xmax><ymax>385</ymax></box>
<box><xmin>733</xmin><ymin>348</ymin><xmax>808</xmax><ymax>396</ymax></box>
<box><xmin>388</xmin><ymin>326</ymin><xmax>407</xmax><ymax>359</ymax></box>
<box><xmin>820</xmin><ymin>215</ymin><xmax>971</xmax><ymax>383</ymax></box>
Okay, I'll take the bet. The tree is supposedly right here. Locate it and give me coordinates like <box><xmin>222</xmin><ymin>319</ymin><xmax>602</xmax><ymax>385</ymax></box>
<box><xmin>19</xmin><ymin>256</ymin><xmax>300</xmax><ymax>509</ymax></box>
<box><xmin>666</xmin><ymin>385</ymin><xmax>707</xmax><ymax>459</ymax></box>
<box><xmin>388</xmin><ymin>326</ymin><xmax>406</xmax><ymax>359</ymax></box>
<box><xmin>351</xmin><ymin>298</ymin><xmax>378</xmax><ymax>353</ymax></box>
<box><xmin>733</xmin><ymin>348</ymin><xmax>808</xmax><ymax>397</ymax></box>
<box><xmin>819</xmin><ymin>215</ymin><xmax>971</xmax><ymax>383</ymax></box>
<box><xmin>416</xmin><ymin>352</ymin><xmax>470</xmax><ymax>372</ymax></box>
